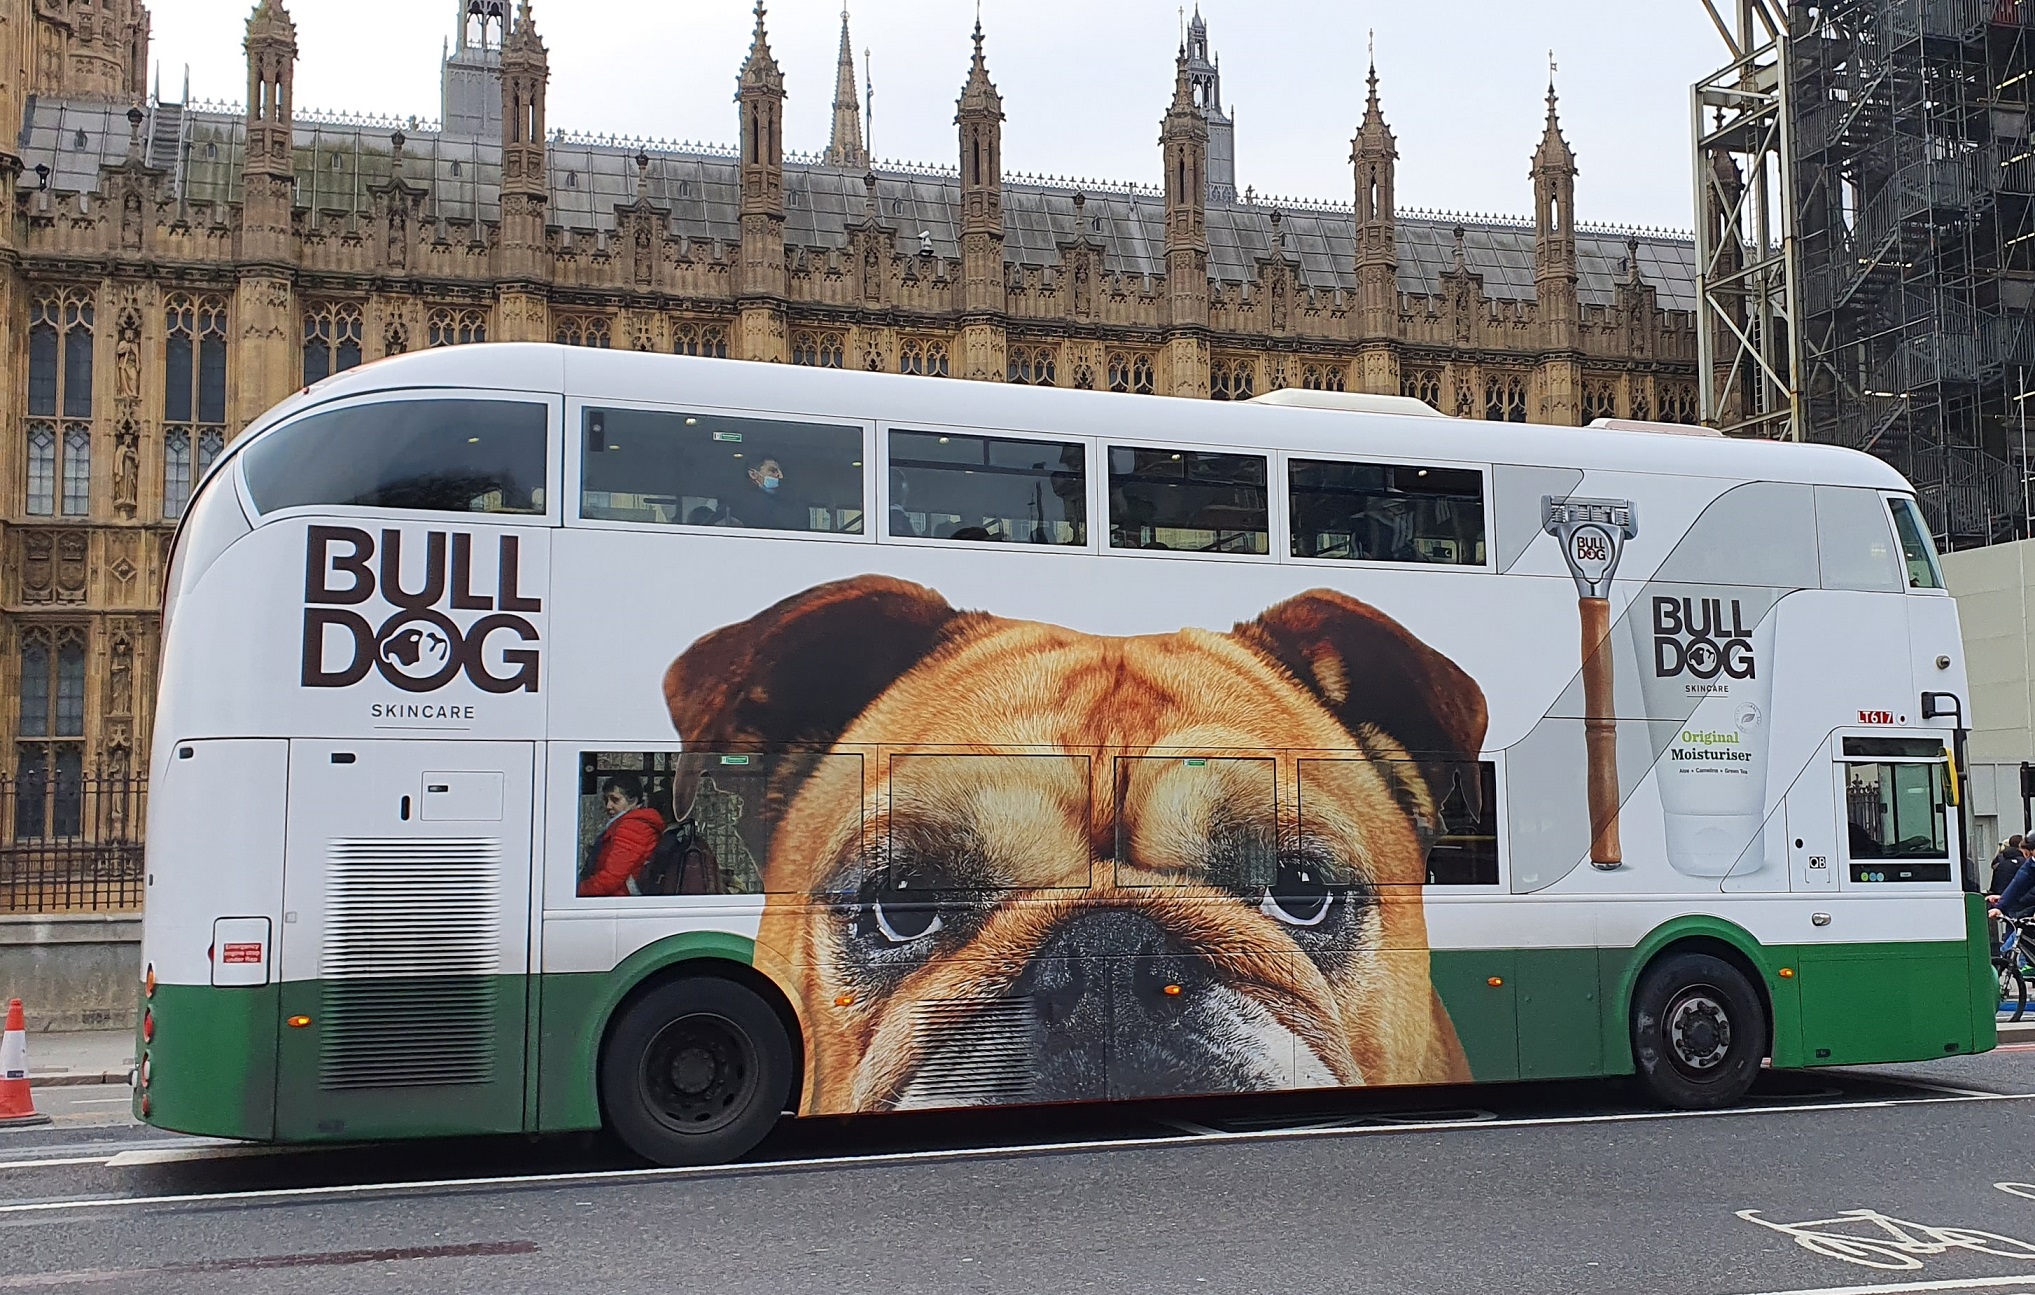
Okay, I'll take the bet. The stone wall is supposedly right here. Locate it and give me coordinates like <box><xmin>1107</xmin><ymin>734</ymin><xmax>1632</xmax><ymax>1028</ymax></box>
<box><xmin>0</xmin><ymin>913</ymin><xmax>139</xmax><ymax>1032</ymax></box>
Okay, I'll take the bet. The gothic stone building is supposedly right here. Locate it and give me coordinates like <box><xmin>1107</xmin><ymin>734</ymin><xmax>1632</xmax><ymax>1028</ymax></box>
<box><xmin>0</xmin><ymin>0</ymin><xmax>1700</xmax><ymax>790</ymax></box>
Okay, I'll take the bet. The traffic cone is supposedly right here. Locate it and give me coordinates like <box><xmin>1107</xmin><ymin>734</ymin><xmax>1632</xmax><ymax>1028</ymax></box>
<box><xmin>0</xmin><ymin>1000</ymin><xmax>51</xmax><ymax>1127</ymax></box>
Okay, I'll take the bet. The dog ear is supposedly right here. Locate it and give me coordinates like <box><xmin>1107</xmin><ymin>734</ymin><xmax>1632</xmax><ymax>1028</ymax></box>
<box><xmin>1236</xmin><ymin>589</ymin><xmax>1488</xmax><ymax>767</ymax></box>
<box><xmin>664</xmin><ymin>575</ymin><xmax>966</xmax><ymax>752</ymax></box>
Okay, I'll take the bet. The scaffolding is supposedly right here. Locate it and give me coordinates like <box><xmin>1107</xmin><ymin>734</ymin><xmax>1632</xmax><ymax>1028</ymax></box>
<box><xmin>1697</xmin><ymin>0</ymin><xmax>2035</xmax><ymax>548</ymax></box>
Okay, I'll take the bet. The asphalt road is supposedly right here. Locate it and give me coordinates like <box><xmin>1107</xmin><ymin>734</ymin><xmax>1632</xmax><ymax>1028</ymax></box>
<box><xmin>0</xmin><ymin>1047</ymin><xmax>2033</xmax><ymax>1294</ymax></box>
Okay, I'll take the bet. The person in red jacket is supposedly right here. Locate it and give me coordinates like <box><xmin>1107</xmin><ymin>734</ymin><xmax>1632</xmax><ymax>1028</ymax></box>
<box><xmin>578</xmin><ymin>773</ymin><xmax>665</xmax><ymax>897</ymax></box>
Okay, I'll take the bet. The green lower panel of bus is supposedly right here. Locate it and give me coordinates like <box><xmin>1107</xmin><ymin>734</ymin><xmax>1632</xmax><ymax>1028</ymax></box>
<box><xmin>137</xmin><ymin>919</ymin><xmax>1996</xmax><ymax>1143</ymax></box>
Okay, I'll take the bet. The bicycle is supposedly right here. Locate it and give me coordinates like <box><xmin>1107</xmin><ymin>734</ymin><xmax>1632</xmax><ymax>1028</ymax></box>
<box><xmin>1993</xmin><ymin>916</ymin><xmax>2035</xmax><ymax>1022</ymax></box>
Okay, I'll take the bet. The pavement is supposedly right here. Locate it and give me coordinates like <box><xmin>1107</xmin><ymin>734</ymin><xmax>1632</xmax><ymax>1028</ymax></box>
<box><xmin>22</xmin><ymin>1027</ymin><xmax>131</xmax><ymax>1087</ymax></box>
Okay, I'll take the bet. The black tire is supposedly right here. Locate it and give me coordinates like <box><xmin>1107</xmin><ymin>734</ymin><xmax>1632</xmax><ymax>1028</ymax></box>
<box><xmin>600</xmin><ymin>976</ymin><xmax>794</xmax><ymax>1167</ymax></box>
<box><xmin>1629</xmin><ymin>951</ymin><xmax>1766</xmax><ymax>1110</ymax></box>
<box><xmin>1999</xmin><ymin>959</ymin><xmax>2028</xmax><ymax>1024</ymax></box>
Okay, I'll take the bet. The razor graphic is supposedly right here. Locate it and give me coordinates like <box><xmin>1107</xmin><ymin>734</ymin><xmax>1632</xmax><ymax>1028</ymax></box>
<box><xmin>1543</xmin><ymin>496</ymin><xmax>1638</xmax><ymax>870</ymax></box>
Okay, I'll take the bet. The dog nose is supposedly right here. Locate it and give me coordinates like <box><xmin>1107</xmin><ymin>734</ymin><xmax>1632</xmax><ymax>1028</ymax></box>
<box><xmin>1018</xmin><ymin>908</ymin><xmax>1210</xmax><ymax>1031</ymax></box>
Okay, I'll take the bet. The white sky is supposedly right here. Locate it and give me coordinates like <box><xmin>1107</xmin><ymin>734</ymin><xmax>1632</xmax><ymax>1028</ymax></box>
<box><xmin>145</xmin><ymin>0</ymin><xmax>1724</xmax><ymax>231</ymax></box>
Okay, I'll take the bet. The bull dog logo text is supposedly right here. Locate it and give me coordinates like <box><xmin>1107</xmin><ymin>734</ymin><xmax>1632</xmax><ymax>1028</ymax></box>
<box><xmin>1652</xmin><ymin>595</ymin><xmax>1754</xmax><ymax>681</ymax></box>
<box><xmin>301</xmin><ymin>525</ymin><xmax>542</xmax><ymax>693</ymax></box>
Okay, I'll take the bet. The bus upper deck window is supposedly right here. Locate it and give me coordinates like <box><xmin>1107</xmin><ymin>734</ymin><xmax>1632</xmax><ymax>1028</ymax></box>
<box><xmin>582</xmin><ymin>408</ymin><xmax>864</xmax><ymax>535</ymax></box>
<box><xmin>888</xmin><ymin>429</ymin><xmax>1086</xmax><ymax>544</ymax></box>
<box><xmin>242</xmin><ymin>399</ymin><xmax>548</xmax><ymax>516</ymax></box>
<box><xmin>1289</xmin><ymin>458</ymin><xmax>1485</xmax><ymax>565</ymax></box>
<box><xmin>1107</xmin><ymin>446</ymin><xmax>1267</xmax><ymax>555</ymax></box>
<box><xmin>1887</xmin><ymin>496</ymin><xmax>1943</xmax><ymax>589</ymax></box>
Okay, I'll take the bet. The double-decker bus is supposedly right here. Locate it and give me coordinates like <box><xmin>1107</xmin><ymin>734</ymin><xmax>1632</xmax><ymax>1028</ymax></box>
<box><xmin>138</xmin><ymin>344</ymin><xmax>1996</xmax><ymax>1165</ymax></box>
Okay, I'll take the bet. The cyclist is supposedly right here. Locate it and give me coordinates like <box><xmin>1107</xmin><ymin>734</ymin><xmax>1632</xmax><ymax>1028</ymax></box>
<box><xmin>1989</xmin><ymin>848</ymin><xmax>2035</xmax><ymax>921</ymax></box>
<box><xmin>1992</xmin><ymin>835</ymin><xmax>2028</xmax><ymax>897</ymax></box>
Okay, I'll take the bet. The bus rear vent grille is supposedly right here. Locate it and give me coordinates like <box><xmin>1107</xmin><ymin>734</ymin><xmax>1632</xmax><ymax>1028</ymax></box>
<box><xmin>319</xmin><ymin>837</ymin><xmax>502</xmax><ymax>1090</ymax></box>
<box><xmin>904</xmin><ymin>999</ymin><xmax>1037</xmax><ymax>1105</ymax></box>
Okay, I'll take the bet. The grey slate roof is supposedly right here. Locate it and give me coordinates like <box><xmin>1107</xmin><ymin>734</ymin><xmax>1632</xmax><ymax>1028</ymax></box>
<box><xmin>18</xmin><ymin>96</ymin><xmax>1697</xmax><ymax>311</ymax></box>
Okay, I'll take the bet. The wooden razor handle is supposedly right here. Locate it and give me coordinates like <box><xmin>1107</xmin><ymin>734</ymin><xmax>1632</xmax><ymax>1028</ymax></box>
<box><xmin>1580</xmin><ymin>596</ymin><xmax>1620</xmax><ymax>867</ymax></box>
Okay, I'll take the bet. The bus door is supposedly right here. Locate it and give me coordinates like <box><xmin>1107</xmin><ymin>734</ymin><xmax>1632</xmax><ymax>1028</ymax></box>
<box><xmin>275</xmin><ymin>739</ymin><xmax>535</xmax><ymax>1140</ymax></box>
<box><xmin>1782</xmin><ymin>755</ymin><xmax>1838</xmax><ymax>893</ymax></box>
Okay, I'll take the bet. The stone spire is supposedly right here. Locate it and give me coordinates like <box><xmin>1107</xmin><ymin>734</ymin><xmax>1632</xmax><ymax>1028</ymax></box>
<box><xmin>1533</xmin><ymin>57</ymin><xmax>1581</xmax><ymax>422</ymax></box>
<box><xmin>1159</xmin><ymin>44</ymin><xmax>1211</xmax><ymax>396</ymax></box>
<box><xmin>497</xmin><ymin>0</ymin><xmax>549</xmax><ymax>298</ymax></box>
<box><xmin>1532</xmin><ymin>62</ymin><xmax>1578</xmax><ymax>288</ymax></box>
<box><xmin>735</xmin><ymin>1</ymin><xmax>787</xmax><ymax>361</ymax></box>
<box><xmin>1351</xmin><ymin>40</ymin><xmax>1399</xmax><ymax>387</ymax></box>
<box><xmin>243</xmin><ymin>0</ymin><xmax>297</xmax><ymax>183</ymax></box>
<box><xmin>956</xmin><ymin>15</ymin><xmax>1006</xmax><ymax>378</ymax></box>
<box><xmin>500</xmin><ymin>0</ymin><xmax>548</xmax><ymax>200</ymax></box>
<box><xmin>237</xmin><ymin>0</ymin><xmax>303</xmax><ymax>430</ymax></box>
<box><xmin>1183</xmin><ymin>5</ymin><xmax>1234</xmax><ymax>202</ymax></box>
<box><xmin>826</xmin><ymin>8</ymin><xmax>866</xmax><ymax>168</ymax></box>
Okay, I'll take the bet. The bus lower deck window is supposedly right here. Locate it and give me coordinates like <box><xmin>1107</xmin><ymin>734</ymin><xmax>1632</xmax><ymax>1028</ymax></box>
<box><xmin>1108</xmin><ymin>446</ymin><xmax>1268</xmax><ymax>555</ymax></box>
<box><xmin>888</xmin><ymin>429</ymin><xmax>1086</xmax><ymax>544</ymax></box>
<box><xmin>1288</xmin><ymin>458</ymin><xmax>1485</xmax><ymax>565</ymax></box>
<box><xmin>582</xmin><ymin>408</ymin><xmax>864</xmax><ymax>535</ymax></box>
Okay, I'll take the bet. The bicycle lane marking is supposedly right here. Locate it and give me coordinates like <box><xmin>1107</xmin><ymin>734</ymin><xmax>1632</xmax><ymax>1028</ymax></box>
<box><xmin>1729</xmin><ymin>1186</ymin><xmax>2035</xmax><ymax>1292</ymax></box>
<box><xmin>1724</xmin><ymin>1277</ymin><xmax>2035</xmax><ymax>1295</ymax></box>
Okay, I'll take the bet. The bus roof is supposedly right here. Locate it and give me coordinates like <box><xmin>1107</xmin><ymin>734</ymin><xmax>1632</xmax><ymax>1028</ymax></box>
<box><xmin>261</xmin><ymin>343</ymin><xmax>1911</xmax><ymax>493</ymax></box>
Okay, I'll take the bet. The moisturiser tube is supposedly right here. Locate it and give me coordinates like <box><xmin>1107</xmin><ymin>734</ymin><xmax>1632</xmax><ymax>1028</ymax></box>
<box><xmin>1632</xmin><ymin>587</ymin><xmax>1776</xmax><ymax>877</ymax></box>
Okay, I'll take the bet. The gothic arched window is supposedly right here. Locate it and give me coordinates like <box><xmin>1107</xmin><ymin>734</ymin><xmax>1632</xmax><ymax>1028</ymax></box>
<box><xmin>1484</xmin><ymin>374</ymin><xmax>1528</xmax><ymax>423</ymax></box>
<box><xmin>1582</xmin><ymin>379</ymin><xmax>1617</xmax><ymax>422</ymax></box>
<box><xmin>1209</xmin><ymin>355</ymin><xmax>1255</xmax><ymax>402</ymax></box>
<box><xmin>27</xmin><ymin>291</ymin><xmax>94</xmax><ymax>517</ymax></box>
<box><xmin>426</xmin><ymin>308</ymin><xmax>488</xmax><ymax>348</ymax></box>
<box><xmin>1007</xmin><ymin>345</ymin><xmax>1057</xmax><ymax>386</ymax></box>
<box><xmin>556</xmin><ymin>315</ymin><xmax>613</xmax><ymax>349</ymax></box>
<box><xmin>14</xmin><ymin>625</ymin><xmax>86</xmax><ymax>839</ymax></box>
<box><xmin>1107</xmin><ymin>351</ymin><xmax>1155</xmax><ymax>395</ymax></box>
<box><xmin>1398</xmin><ymin>368</ymin><xmax>1439</xmax><ymax>407</ymax></box>
<box><xmin>302</xmin><ymin>302</ymin><xmax>364</xmax><ymax>385</ymax></box>
<box><xmin>673</xmin><ymin>322</ymin><xmax>729</xmax><ymax>359</ymax></box>
<box><xmin>791</xmin><ymin>330</ymin><xmax>844</xmax><ymax>368</ymax></box>
<box><xmin>24</xmin><ymin>424</ymin><xmax>55</xmax><ymax>517</ymax></box>
<box><xmin>165</xmin><ymin>294</ymin><xmax>229</xmax><ymax>519</ymax></box>
<box><xmin>898</xmin><ymin>338</ymin><xmax>950</xmax><ymax>378</ymax></box>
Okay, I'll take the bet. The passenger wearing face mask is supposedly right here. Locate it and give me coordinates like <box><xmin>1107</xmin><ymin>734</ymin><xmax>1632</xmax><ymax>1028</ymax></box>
<box><xmin>729</xmin><ymin>454</ymin><xmax>808</xmax><ymax>531</ymax></box>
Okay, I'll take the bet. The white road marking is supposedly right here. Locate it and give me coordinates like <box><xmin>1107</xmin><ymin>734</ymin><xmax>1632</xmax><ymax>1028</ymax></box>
<box><xmin>103</xmin><ymin>1145</ymin><xmax>299</xmax><ymax>1168</ymax></box>
<box><xmin>0</xmin><ymin>1157</ymin><xmax>106</xmax><ymax>1173</ymax></box>
<box><xmin>1727</xmin><ymin>1275</ymin><xmax>2035</xmax><ymax>1295</ymax></box>
<box><xmin>0</xmin><ymin>1089</ymin><xmax>2027</xmax><ymax>1216</ymax></box>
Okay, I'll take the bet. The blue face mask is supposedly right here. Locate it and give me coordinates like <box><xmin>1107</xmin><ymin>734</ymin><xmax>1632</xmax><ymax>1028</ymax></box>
<box><xmin>759</xmin><ymin>476</ymin><xmax>781</xmax><ymax>493</ymax></box>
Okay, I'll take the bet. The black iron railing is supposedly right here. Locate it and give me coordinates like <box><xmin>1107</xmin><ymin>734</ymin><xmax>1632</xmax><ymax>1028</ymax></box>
<box><xmin>0</xmin><ymin>773</ymin><xmax>145</xmax><ymax>913</ymax></box>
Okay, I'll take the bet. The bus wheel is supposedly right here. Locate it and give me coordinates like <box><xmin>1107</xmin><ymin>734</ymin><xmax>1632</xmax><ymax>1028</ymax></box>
<box><xmin>1629</xmin><ymin>952</ymin><xmax>1765</xmax><ymax>1110</ymax></box>
<box><xmin>600</xmin><ymin>976</ymin><xmax>793</xmax><ymax>1166</ymax></box>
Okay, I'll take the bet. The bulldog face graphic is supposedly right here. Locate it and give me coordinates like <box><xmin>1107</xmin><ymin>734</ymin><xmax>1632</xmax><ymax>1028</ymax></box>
<box><xmin>664</xmin><ymin>576</ymin><xmax>1486</xmax><ymax>1114</ymax></box>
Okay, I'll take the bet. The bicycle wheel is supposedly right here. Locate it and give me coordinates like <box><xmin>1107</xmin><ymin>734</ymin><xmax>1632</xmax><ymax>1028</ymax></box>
<box><xmin>2000</xmin><ymin>959</ymin><xmax>2028</xmax><ymax>1023</ymax></box>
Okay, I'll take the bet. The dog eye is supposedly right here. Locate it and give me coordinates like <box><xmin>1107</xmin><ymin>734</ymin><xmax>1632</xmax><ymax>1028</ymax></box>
<box><xmin>868</xmin><ymin>896</ymin><xmax>943</xmax><ymax>945</ymax></box>
<box><xmin>1259</xmin><ymin>857</ymin><xmax>1335</xmax><ymax>928</ymax></box>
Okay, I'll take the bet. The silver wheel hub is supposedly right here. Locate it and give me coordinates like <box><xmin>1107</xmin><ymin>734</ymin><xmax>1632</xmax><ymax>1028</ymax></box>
<box><xmin>1666</xmin><ymin>992</ymin><xmax>1731</xmax><ymax>1071</ymax></box>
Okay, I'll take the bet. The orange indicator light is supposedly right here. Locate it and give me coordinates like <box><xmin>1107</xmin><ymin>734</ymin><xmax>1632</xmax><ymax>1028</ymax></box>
<box><xmin>286</xmin><ymin>1015</ymin><xmax>312</xmax><ymax>1028</ymax></box>
<box><xmin>1778</xmin><ymin>968</ymin><xmax>1795</xmax><ymax>978</ymax></box>
<box><xmin>143</xmin><ymin>965</ymin><xmax>156</xmax><ymax>998</ymax></box>
<box><xmin>1162</xmin><ymin>984</ymin><xmax>1183</xmax><ymax>997</ymax></box>
<box><xmin>834</xmin><ymin>994</ymin><xmax>854</xmax><ymax>1007</ymax></box>
<box><xmin>1487</xmin><ymin>977</ymin><xmax>1505</xmax><ymax>987</ymax></box>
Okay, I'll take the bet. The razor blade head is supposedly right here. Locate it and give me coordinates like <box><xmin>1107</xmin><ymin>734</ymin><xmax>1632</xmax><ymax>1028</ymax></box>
<box><xmin>1542</xmin><ymin>497</ymin><xmax>1637</xmax><ymax>538</ymax></box>
<box><xmin>1542</xmin><ymin>495</ymin><xmax>1638</xmax><ymax>597</ymax></box>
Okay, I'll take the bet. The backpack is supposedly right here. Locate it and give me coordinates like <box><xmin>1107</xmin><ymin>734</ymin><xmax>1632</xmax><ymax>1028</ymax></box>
<box><xmin>636</xmin><ymin>818</ymin><xmax>723</xmax><ymax>897</ymax></box>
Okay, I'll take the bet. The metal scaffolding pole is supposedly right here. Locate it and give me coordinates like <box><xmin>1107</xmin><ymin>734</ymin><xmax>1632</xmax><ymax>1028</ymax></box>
<box><xmin>1695</xmin><ymin>0</ymin><xmax>1805</xmax><ymax>441</ymax></box>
